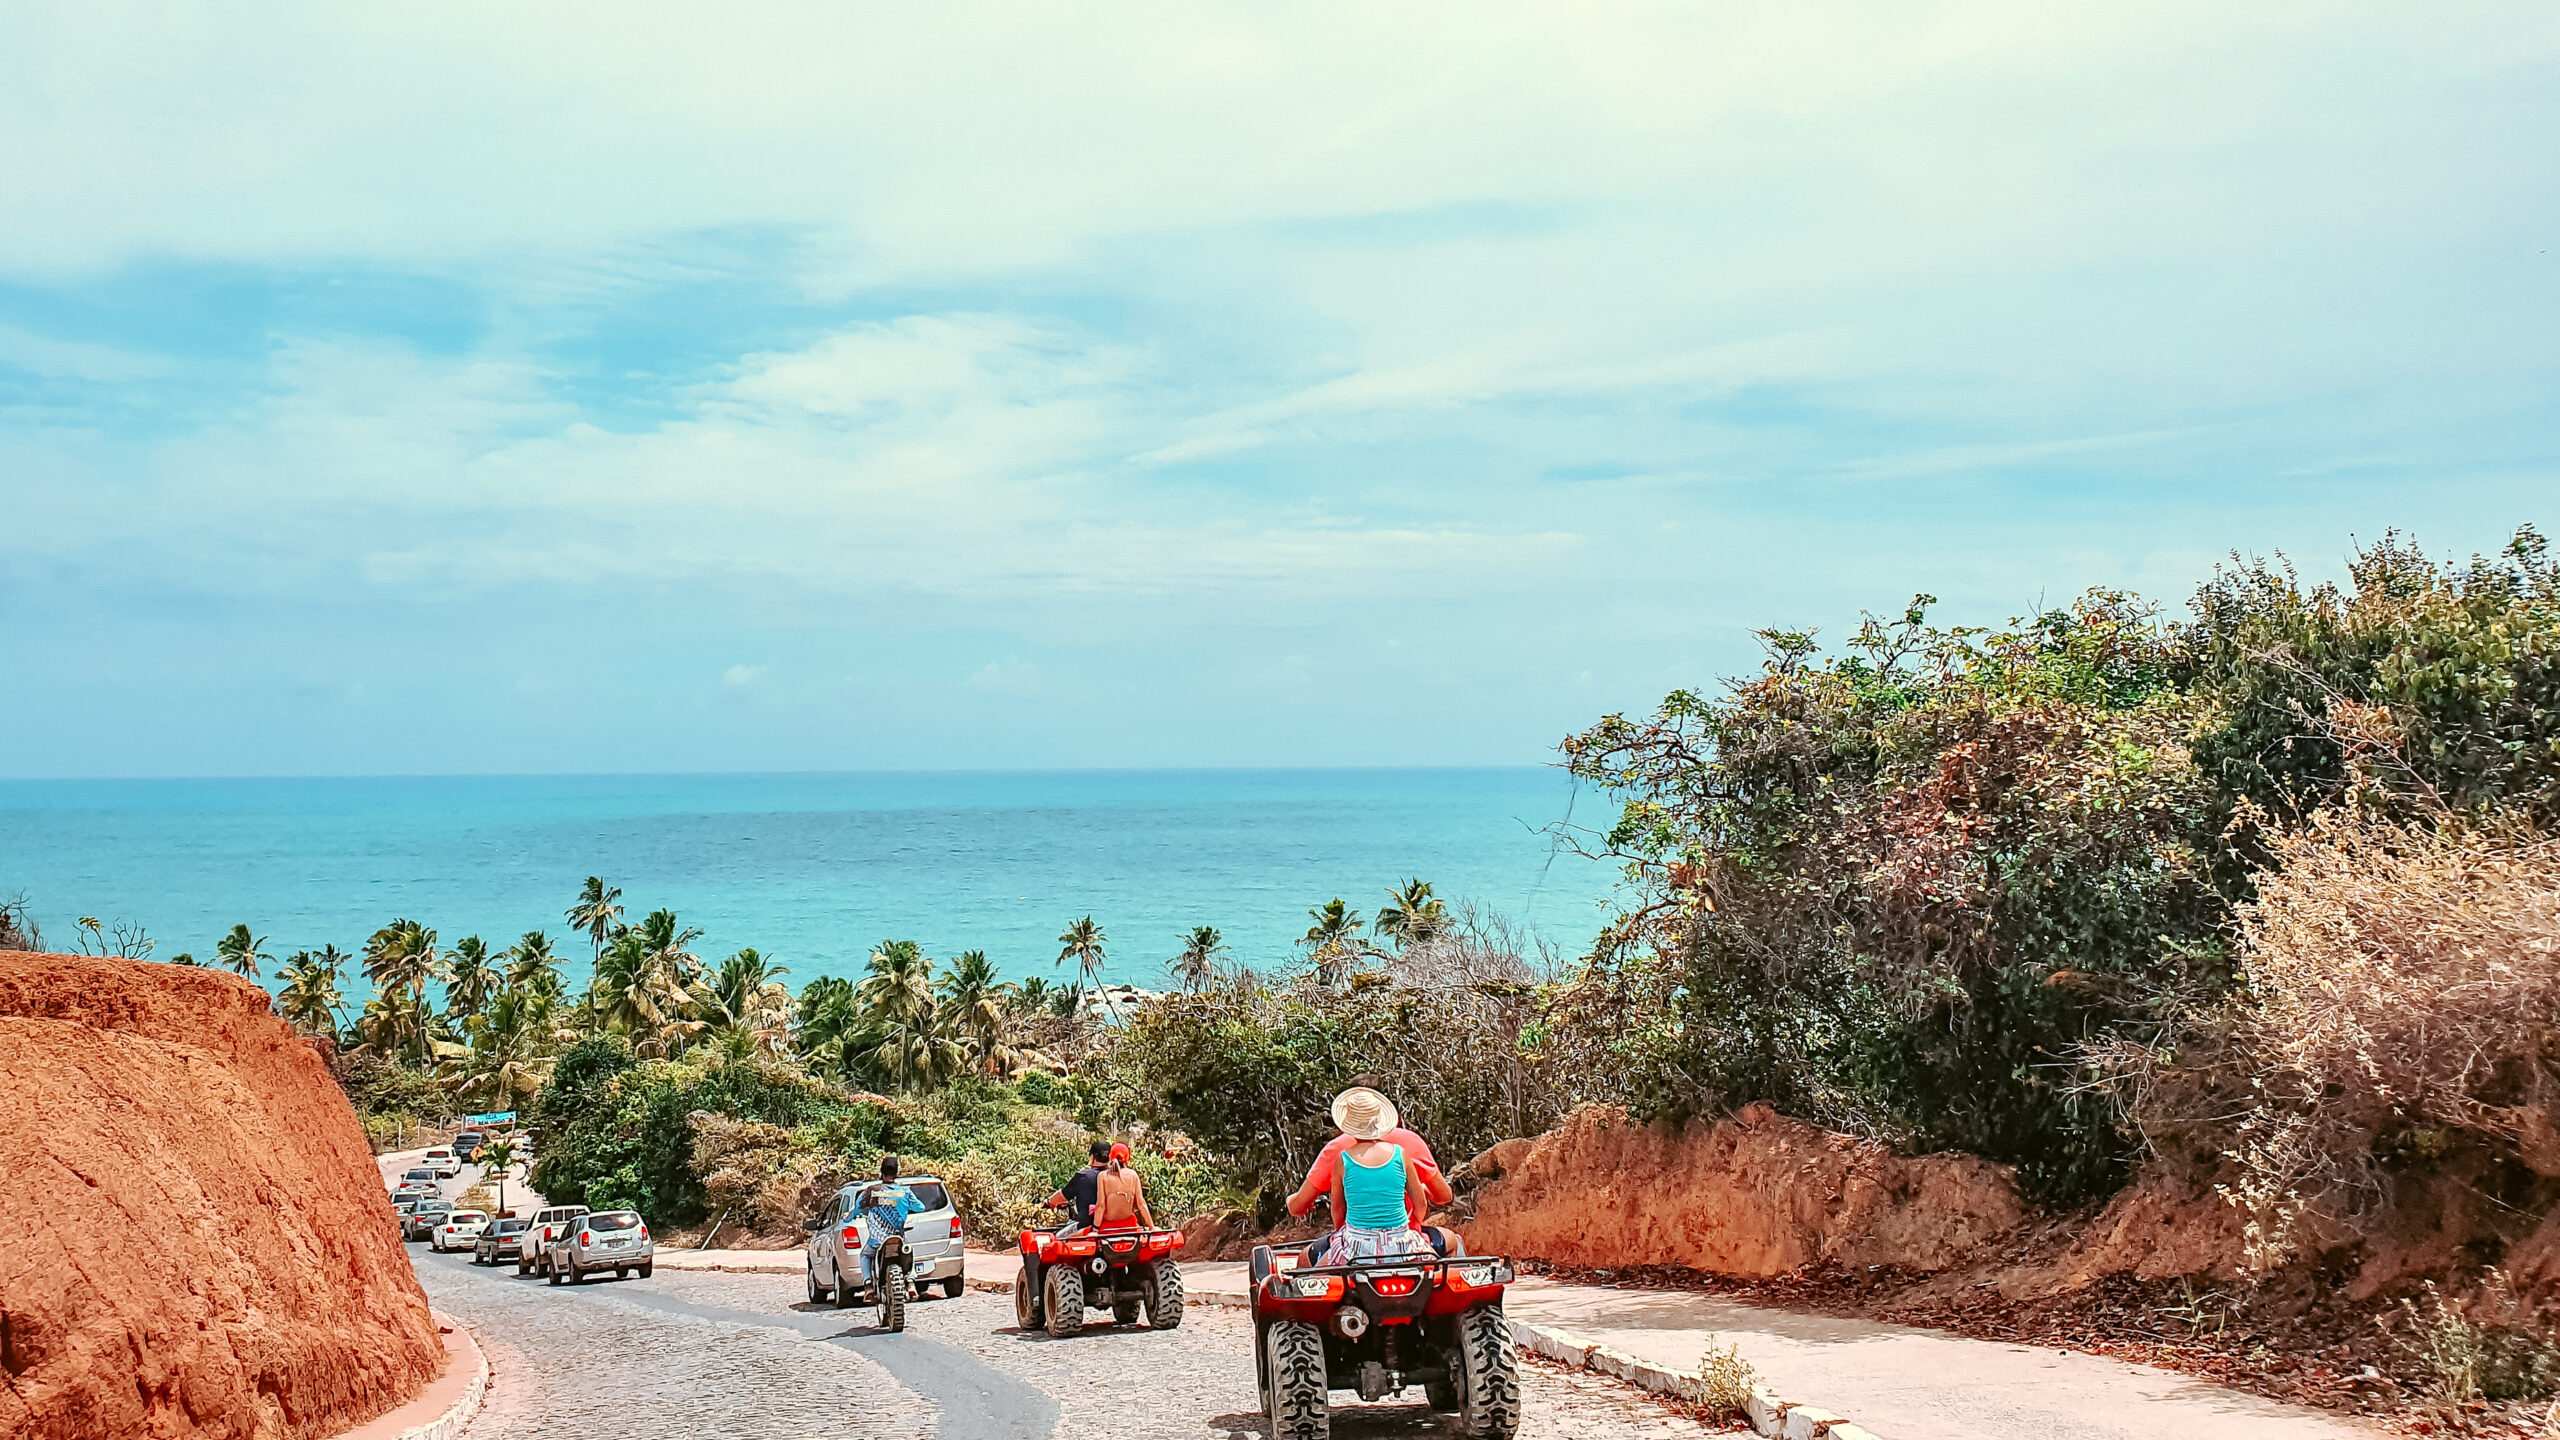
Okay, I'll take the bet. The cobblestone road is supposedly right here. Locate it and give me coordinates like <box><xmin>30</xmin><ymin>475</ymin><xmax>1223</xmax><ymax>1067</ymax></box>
<box><xmin>414</xmin><ymin>1247</ymin><xmax>1732</xmax><ymax>1440</ymax></box>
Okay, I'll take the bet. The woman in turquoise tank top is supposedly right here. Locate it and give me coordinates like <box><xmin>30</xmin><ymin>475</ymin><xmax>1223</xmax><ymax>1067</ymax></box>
<box><xmin>1318</xmin><ymin>1087</ymin><xmax>1433</xmax><ymax>1264</ymax></box>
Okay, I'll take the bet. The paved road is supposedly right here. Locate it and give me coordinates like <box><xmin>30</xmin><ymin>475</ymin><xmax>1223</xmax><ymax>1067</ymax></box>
<box><xmin>408</xmin><ymin>1243</ymin><xmax>1725</xmax><ymax>1440</ymax></box>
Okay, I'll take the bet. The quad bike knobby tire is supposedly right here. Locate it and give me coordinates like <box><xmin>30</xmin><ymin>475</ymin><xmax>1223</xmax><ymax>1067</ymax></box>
<box><xmin>879</xmin><ymin>1265</ymin><xmax>908</xmax><ymax>1333</ymax></box>
<box><xmin>1452</xmin><ymin>1304</ymin><xmax>1521</xmax><ymax>1439</ymax></box>
<box><xmin>1263</xmin><ymin>1319</ymin><xmax>1329</xmax><ymax>1440</ymax></box>
<box><xmin>806</xmin><ymin>1261</ymin><xmax>829</xmax><ymax>1305</ymax></box>
<box><xmin>1015</xmin><ymin>1263</ymin><xmax>1045</xmax><ymax>1330</ymax></box>
<box><xmin>1043</xmin><ymin>1264</ymin><xmax>1087</xmax><ymax>1338</ymax></box>
<box><xmin>1142</xmin><ymin>1259</ymin><xmax>1185</xmax><ymax>1330</ymax></box>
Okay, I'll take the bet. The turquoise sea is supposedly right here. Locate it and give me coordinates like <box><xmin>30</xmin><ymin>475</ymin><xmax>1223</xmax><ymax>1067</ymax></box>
<box><xmin>0</xmin><ymin>769</ymin><xmax>1621</xmax><ymax>1000</ymax></box>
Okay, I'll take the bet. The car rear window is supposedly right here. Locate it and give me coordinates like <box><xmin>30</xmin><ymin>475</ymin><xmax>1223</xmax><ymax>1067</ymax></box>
<box><xmin>492</xmin><ymin>1219</ymin><xmax>525</xmax><ymax>1234</ymax></box>
<box><xmin>447</xmin><ymin>1212</ymin><xmax>487</xmax><ymax>1223</ymax></box>
<box><xmin>906</xmin><ymin>1181</ymin><xmax>948</xmax><ymax>1211</ymax></box>
<box><xmin>587</xmin><ymin>1211</ymin><xmax>641</xmax><ymax>1232</ymax></box>
<box><xmin>404</xmin><ymin>1169</ymin><xmax>436</xmax><ymax>1179</ymax></box>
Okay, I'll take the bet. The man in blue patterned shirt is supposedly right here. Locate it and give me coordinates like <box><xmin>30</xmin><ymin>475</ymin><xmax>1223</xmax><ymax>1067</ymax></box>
<box><xmin>853</xmin><ymin>1154</ymin><xmax>928</xmax><ymax>1292</ymax></box>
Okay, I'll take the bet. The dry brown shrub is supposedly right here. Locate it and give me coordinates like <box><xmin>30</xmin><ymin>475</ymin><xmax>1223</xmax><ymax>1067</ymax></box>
<box><xmin>2134</xmin><ymin>812</ymin><xmax>2560</xmax><ymax>1264</ymax></box>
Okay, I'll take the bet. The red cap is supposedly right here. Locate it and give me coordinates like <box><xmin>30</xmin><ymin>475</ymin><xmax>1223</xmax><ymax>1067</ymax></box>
<box><xmin>1109</xmin><ymin>1142</ymin><xmax>1132</xmax><ymax>1162</ymax></box>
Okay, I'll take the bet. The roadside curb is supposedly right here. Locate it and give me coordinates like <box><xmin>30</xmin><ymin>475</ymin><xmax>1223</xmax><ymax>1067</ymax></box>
<box><xmin>334</xmin><ymin>1310</ymin><xmax>487</xmax><ymax>1440</ymax></box>
<box><xmin>966</xmin><ymin>1271</ymin><xmax>1882</xmax><ymax>1436</ymax></box>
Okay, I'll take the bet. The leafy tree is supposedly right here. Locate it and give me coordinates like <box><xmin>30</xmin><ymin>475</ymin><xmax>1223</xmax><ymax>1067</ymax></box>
<box><xmin>591</xmin><ymin>929</ymin><xmax>695</xmax><ymax>1056</ymax></box>
<box><xmin>566</xmin><ymin>877</ymin><xmax>624</xmax><ymax>957</ymax></box>
<box><xmin>215</xmin><ymin>923</ymin><xmax>267</xmax><ymax>979</ymax></box>
<box><xmin>1561</xmin><ymin>591</ymin><xmax>2224</xmax><ymax>1203</ymax></box>
<box><xmin>503</xmin><ymin>930</ymin><xmax>566</xmax><ymax>1004</ymax></box>
<box><xmin>1169</xmin><ymin>926</ymin><xmax>1227</xmax><ymax>990</ymax></box>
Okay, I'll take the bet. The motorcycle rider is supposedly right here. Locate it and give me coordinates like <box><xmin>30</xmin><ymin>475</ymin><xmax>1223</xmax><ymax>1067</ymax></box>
<box><xmin>1043</xmin><ymin>1139</ymin><xmax>1112</xmax><ymax>1236</ymax></box>
<box><xmin>1286</xmin><ymin>1076</ymin><xmax>1459</xmax><ymax>1256</ymax></box>
<box><xmin>853</xmin><ymin>1155</ymin><xmax>928</xmax><ymax>1293</ymax></box>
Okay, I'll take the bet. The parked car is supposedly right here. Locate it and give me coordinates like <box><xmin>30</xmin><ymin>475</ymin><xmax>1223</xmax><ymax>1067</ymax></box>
<box><xmin>805</xmin><ymin>1174</ymin><xmax>965</xmax><ymax>1306</ymax></box>
<box><xmin>403</xmin><ymin>1208</ymin><xmax>450</xmax><ymax>1242</ymax></box>
<box><xmin>545</xmin><ymin>1209</ymin><xmax>654</xmax><ymax>1285</ymax></box>
<box><xmin>474</xmin><ymin>1217</ymin><xmax>528</xmax><ymax>1265</ymax></box>
<box><xmin>432</xmin><ymin>1209</ymin><xmax>491</xmax><ymax>1252</ymax></box>
<box><xmin>423</xmin><ymin>1148</ymin><xmax>462</xmax><ymax>1179</ymax></box>
<box><xmin>519</xmin><ymin>1204</ymin><xmax>591</xmax><ymax>1276</ymax></box>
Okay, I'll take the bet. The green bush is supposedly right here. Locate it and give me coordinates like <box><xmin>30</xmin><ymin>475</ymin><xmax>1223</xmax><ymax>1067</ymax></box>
<box><xmin>1014</xmin><ymin>1070</ymin><xmax>1068</xmax><ymax>1107</ymax></box>
<box><xmin>531</xmin><ymin>1046</ymin><xmax>845</xmax><ymax>1225</ymax></box>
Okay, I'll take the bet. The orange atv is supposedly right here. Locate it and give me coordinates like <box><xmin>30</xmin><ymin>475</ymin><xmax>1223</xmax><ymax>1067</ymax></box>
<box><xmin>1015</xmin><ymin>1223</ymin><xmax>1185</xmax><ymax>1337</ymax></box>
<box><xmin>1249</xmin><ymin>1244</ymin><xmax>1520</xmax><ymax>1439</ymax></box>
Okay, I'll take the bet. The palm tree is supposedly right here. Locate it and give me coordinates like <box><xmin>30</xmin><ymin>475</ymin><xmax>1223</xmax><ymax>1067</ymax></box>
<box><xmin>940</xmin><ymin>951</ymin><xmax>1013</xmax><ymax>1074</ymax></box>
<box><xmin>215</xmin><ymin>923</ymin><xmax>267</xmax><ymax>979</ymax></box>
<box><xmin>589</xmin><ymin>931</ymin><xmax>693</xmax><ymax>1056</ymax></box>
<box><xmin>477</xmin><ymin>1136</ymin><xmax>522</xmax><ymax>1217</ymax></box>
<box><xmin>361</xmin><ymin>920</ymin><xmax>444</xmax><ymax>1060</ymax></box>
<box><xmin>445</xmin><ymin>935</ymin><xmax>498</xmax><ymax>1021</ymax></box>
<box><xmin>1301</xmin><ymin>899</ymin><xmax>1366</xmax><ymax>984</ymax></box>
<box><xmin>1011</xmin><ymin>976</ymin><xmax>1053</xmax><ymax>1016</ymax></box>
<box><xmin>1169</xmin><ymin>926</ymin><xmax>1227</xmax><ymax>990</ymax></box>
<box><xmin>503</xmin><ymin>930</ymin><xmax>561</xmax><ymax>987</ymax></box>
<box><xmin>446</xmin><ymin>987</ymin><xmax>563</xmax><ymax>1119</ymax></box>
<box><xmin>633</xmin><ymin>909</ymin><xmax>706</xmax><ymax>988</ymax></box>
<box><xmin>1374</xmin><ymin>879</ymin><xmax>1449</xmax><ymax>951</ymax></box>
<box><xmin>869</xmin><ymin>1006</ymin><xmax>966</xmax><ymax>1093</ymax></box>
<box><xmin>566</xmin><ymin>878</ymin><xmax>624</xmax><ymax>957</ymax></box>
<box><xmin>354</xmin><ymin>985</ymin><xmax>434</xmax><ymax>1059</ymax></box>
<box><xmin>275</xmin><ymin>950</ymin><xmax>346</xmax><ymax>1035</ymax></box>
<box><xmin>796</xmin><ymin>975</ymin><xmax>874</xmax><ymax>1083</ymax></box>
<box><xmin>857</xmin><ymin>940</ymin><xmax>936</xmax><ymax>1029</ymax></box>
<box><xmin>1056</xmin><ymin>916</ymin><xmax>1110</xmax><ymax>1013</ymax></box>
<box><xmin>709</xmin><ymin>948</ymin><xmax>792</xmax><ymax>1055</ymax></box>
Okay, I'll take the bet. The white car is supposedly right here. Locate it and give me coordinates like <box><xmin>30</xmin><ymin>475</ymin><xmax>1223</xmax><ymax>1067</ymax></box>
<box><xmin>423</xmin><ymin>1148</ymin><xmax>462</xmax><ymax>1179</ymax></box>
<box><xmin>432</xmin><ymin>1209</ymin><xmax>491</xmax><ymax>1252</ymax></box>
<box><xmin>518</xmin><ymin>1203</ymin><xmax>591</xmax><ymax>1277</ymax></box>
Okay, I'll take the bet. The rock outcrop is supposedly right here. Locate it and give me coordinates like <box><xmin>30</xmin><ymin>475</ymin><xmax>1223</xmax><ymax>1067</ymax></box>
<box><xmin>1460</xmin><ymin>1102</ymin><xmax>2027</xmax><ymax>1274</ymax></box>
<box><xmin>0</xmin><ymin>953</ymin><xmax>443</xmax><ymax>1439</ymax></box>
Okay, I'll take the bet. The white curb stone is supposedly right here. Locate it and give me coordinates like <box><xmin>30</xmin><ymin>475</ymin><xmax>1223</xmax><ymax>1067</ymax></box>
<box><xmin>1780</xmin><ymin>1404</ymin><xmax>1842</xmax><ymax>1439</ymax></box>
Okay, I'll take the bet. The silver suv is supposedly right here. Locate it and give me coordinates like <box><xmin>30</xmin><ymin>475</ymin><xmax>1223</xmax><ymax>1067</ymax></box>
<box><xmin>518</xmin><ymin>1203</ymin><xmax>589</xmax><ymax>1276</ymax></box>
<box><xmin>805</xmin><ymin>1175</ymin><xmax>964</xmax><ymax>1305</ymax></box>
<box><xmin>545</xmin><ymin>1209</ymin><xmax>654</xmax><ymax>1284</ymax></box>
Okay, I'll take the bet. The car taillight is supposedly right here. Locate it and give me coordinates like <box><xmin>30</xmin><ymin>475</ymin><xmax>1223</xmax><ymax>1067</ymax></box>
<box><xmin>639</xmin><ymin>1225</ymin><xmax>649</xmax><ymax>1241</ymax></box>
<box><xmin>949</xmin><ymin>1218</ymin><xmax>962</xmax><ymax>1238</ymax></box>
<box><xmin>842</xmin><ymin>1225</ymin><xmax>860</xmax><ymax>1246</ymax></box>
<box><xmin>578</xmin><ymin>1233</ymin><xmax>590</xmax><ymax>1247</ymax></box>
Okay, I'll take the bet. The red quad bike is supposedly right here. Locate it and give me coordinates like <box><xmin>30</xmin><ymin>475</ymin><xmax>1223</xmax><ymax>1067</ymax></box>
<box><xmin>1249</xmin><ymin>1244</ymin><xmax>1520</xmax><ymax>1440</ymax></box>
<box><xmin>1014</xmin><ymin>1223</ymin><xmax>1186</xmax><ymax>1337</ymax></box>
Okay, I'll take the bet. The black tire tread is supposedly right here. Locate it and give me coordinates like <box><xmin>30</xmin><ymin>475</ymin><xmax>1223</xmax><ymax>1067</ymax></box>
<box><xmin>1045</xmin><ymin>1265</ymin><xmax>1086</xmax><ymax>1338</ymax></box>
<box><xmin>1454</xmin><ymin>1304</ymin><xmax>1521</xmax><ymax>1439</ymax></box>
<box><xmin>1015</xmin><ymin>1263</ymin><xmax>1044</xmax><ymax>1329</ymax></box>
<box><xmin>1145</xmin><ymin>1260</ymin><xmax>1186</xmax><ymax>1330</ymax></box>
<box><xmin>880</xmin><ymin>1266</ymin><xmax>908</xmax><ymax>1332</ymax></box>
<box><xmin>1264</xmin><ymin>1319</ymin><xmax>1329</xmax><ymax>1440</ymax></box>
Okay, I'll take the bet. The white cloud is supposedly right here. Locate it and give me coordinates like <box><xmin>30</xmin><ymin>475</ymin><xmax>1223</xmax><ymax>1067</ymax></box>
<box><xmin>721</xmin><ymin>664</ymin><xmax>763</xmax><ymax>688</ymax></box>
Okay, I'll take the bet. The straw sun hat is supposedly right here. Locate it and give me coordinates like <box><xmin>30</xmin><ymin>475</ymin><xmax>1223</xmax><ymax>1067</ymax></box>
<box><xmin>1329</xmin><ymin>1086</ymin><xmax>1398</xmax><ymax>1140</ymax></box>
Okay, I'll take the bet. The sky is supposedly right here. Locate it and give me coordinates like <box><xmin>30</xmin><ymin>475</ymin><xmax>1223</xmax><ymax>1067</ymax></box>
<box><xmin>3</xmin><ymin>2</ymin><xmax>2555</xmax><ymax>778</ymax></box>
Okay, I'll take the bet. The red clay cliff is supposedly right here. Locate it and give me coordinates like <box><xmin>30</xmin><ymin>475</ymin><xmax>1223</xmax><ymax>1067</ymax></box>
<box><xmin>0</xmin><ymin>953</ymin><xmax>442</xmax><ymax>1439</ymax></box>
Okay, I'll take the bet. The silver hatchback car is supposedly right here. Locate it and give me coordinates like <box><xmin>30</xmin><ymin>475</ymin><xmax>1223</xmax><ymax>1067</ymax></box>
<box><xmin>805</xmin><ymin>1174</ymin><xmax>965</xmax><ymax>1305</ymax></box>
<box><xmin>546</xmin><ymin>1208</ymin><xmax>654</xmax><ymax>1284</ymax></box>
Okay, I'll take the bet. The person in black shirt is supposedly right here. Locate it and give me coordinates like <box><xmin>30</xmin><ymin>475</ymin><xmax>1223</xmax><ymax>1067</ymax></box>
<box><xmin>1043</xmin><ymin>1140</ymin><xmax>1112</xmax><ymax>1235</ymax></box>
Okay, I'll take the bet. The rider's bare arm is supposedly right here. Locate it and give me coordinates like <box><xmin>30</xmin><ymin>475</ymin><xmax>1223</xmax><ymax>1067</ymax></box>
<box><xmin>1415</xmin><ymin>1157</ymin><xmax>1454</xmax><ymax>1207</ymax></box>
